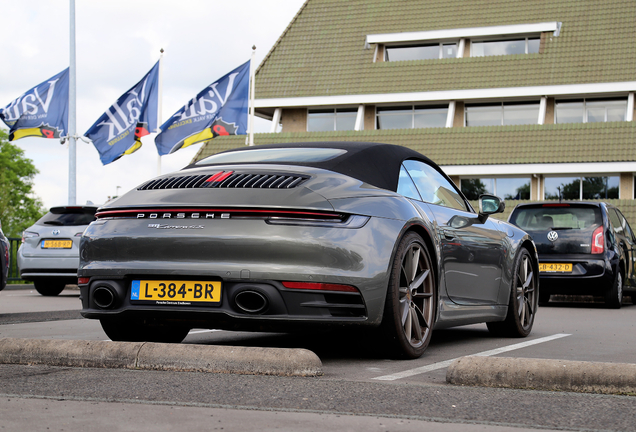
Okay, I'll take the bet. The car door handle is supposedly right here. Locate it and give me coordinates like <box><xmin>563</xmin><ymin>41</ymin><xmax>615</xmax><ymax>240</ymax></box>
<box><xmin>443</xmin><ymin>230</ymin><xmax>455</xmax><ymax>240</ymax></box>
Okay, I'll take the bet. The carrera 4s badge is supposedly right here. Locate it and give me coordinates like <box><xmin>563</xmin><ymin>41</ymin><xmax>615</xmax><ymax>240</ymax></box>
<box><xmin>147</xmin><ymin>224</ymin><xmax>204</xmax><ymax>230</ymax></box>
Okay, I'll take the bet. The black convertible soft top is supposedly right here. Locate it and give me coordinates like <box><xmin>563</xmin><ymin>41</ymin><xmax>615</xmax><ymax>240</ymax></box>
<box><xmin>190</xmin><ymin>142</ymin><xmax>441</xmax><ymax>192</ymax></box>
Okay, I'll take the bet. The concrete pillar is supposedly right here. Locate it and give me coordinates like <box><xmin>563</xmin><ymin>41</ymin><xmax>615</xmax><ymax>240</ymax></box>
<box><xmin>620</xmin><ymin>173</ymin><xmax>633</xmax><ymax>199</ymax></box>
<box><xmin>453</xmin><ymin>102</ymin><xmax>465</xmax><ymax>127</ymax></box>
<box><xmin>364</xmin><ymin>105</ymin><xmax>376</xmax><ymax>130</ymax></box>
<box><xmin>281</xmin><ymin>108</ymin><xmax>307</xmax><ymax>133</ymax></box>
<box><xmin>544</xmin><ymin>98</ymin><xmax>555</xmax><ymax>125</ymax></box>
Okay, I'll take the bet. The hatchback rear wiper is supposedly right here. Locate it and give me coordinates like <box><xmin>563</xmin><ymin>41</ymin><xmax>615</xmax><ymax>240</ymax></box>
<box><xmin>43</xmin><ymin>221</ymin><xmax>64</xmax><ymax>225</ymax></box>
<box><xmin>551</xmin><ymin>227</ymin><xmax>574</xmax><ymax>230</ymax></box>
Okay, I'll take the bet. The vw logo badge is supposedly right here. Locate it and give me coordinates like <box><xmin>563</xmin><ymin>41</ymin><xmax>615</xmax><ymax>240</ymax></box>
<box><xmin>547</xmin><ymin>231</ymin><xmax>558</xmax><ymax>242</ymax></box>
<box><xmin>52</xmin><ymin>230</ymin><xmax>60</xmax><ymax>236</ymax></box>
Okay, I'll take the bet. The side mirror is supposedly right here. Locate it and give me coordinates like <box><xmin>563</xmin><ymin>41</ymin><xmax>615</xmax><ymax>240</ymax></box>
<box><xmin>478</xmin><ymin>194</ymin><xmax>505</xmax><ymax>223</ymax></box>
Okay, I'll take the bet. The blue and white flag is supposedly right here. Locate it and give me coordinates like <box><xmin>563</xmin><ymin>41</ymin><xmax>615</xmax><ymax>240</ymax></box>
<box><xmin>84</xmin><ymin>61</ymin><xmax>159</xmax><ymax>165</ymax></box>
<box><xmin>0</xmin><ymin>68</ymin><xmax>69</xmax><ymax>141</ymax></box>
<box><xmin>155</xmin><ymin>60</ymin><xmax>250</xmax><ymax>155</ymax></box>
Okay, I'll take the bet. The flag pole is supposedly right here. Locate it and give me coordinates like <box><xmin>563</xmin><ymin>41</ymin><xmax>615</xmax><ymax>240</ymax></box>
<box><xmin>157</xmin><ymin>48</ymin><xmax>164</xmax><ymax>176</ymax></box>
<box><xmin>248</xmin><ymin>45</ymin><xmax>256</xmax><ymax>146</ymax></box>
<box><xmin>68</xmin><ymin>0</ymin><xmax>77</xmax><ymax>205</ymax></box>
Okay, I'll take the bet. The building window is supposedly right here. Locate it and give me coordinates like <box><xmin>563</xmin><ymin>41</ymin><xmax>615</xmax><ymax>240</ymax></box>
<box><xmin>307</xmin><ymin>109</ymin><xmax>357</xmax><ymax>132</ymax></box>
<box><xmin>465</xmin><ymin>102</ymin><xmax>539</xmax><ymax>127</ymax></box>
<box><xmin>544</xmin><ymin>176</ymin><xmax>619</xmax><ymax>200</ymax></box>
<box><xmin>385</xmin><ymin>43</ymin><xmax>457</xmax><ymax>61</ymax></box>
<box><xmin>471</xmin><ymin>37</ymin><xmax>540</xmax><ymax>57</ymax></box>
<box><xmin>555</xmin><ymin>99</ymin><xmax>628</xmax><ymax>124</ymax></box>
<box><xmin>460</xmin><ymin>177</ymin><xmax>531</xmax><ymax>200</ymax></box>
<box><xmin>377</xmin><ymin>105</ymin><xmax>448</xmax><ymax>130</ymax></box>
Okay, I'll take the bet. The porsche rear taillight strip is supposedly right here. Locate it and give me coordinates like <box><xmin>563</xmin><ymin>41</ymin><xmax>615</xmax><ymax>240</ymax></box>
<box><xmin>95</xmin><ymin>208</ymin><xmax>345</xmax><ymax>220</ymax></box>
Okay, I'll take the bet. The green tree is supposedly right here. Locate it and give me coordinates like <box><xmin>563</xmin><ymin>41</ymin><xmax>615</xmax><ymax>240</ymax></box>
<box><xmin>461</xmin><ymin>178</ymin><xmax>488</xmax><ymax>200</ymax></box>
<box><xmin>0</xmin><ymin>129</ymin><xmax>46</xmax><ymax>237</ymax></box>
<box><xmin>505</xmin><ymin>183</ymin><xmax>530</xmax><ymax>200</ymax></box>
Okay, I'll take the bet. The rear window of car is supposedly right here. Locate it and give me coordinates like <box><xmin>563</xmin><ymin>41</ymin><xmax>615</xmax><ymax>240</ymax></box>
<box><xmin>510</xmin><ymin>205</ymin><xmax>602</xmax><ymax>230</ymax></box>
<box><xmin>36</xmin><ymin>208</ymin><xmax>97</xmax><ymax>226</ymax></box>
<box><xmin>196</xmin><ymin>148</ymin><xmax>347</xmax><ymax>165</ymax></box>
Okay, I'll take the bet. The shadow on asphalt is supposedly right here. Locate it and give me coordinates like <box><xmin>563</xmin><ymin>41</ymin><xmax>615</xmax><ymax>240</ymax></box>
<box><xmin>192</xmin><ymin>325</ymin><xmax>493</xmax><ymax>360</ymax></box>
<box><xmin>541</xmin><ymin>295</ymin><xmax>635</xmax><ymax>309</ymax></box>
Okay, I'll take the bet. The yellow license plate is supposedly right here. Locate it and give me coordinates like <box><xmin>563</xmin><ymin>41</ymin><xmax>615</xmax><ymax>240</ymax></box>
<box><xmin>42</xmin><ymin>240</ymin><xmax>72</xmax><ymax>249</ymax></box>
<box><xmin>130</xmin><ymin>280</ymin><xmax>221</xmax><ymax>304</ymax></box>
<box><xmin>539</xmin><ymin>263</ymin><xmax>573</xmax><ymax>273</ymax></box>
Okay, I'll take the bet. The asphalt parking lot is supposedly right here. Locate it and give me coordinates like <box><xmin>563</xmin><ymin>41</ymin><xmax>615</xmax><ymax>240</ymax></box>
<box><xmin>1</xmin><ymin>285</ymin><xmax>636</xmax><ymax>431</ymax></box>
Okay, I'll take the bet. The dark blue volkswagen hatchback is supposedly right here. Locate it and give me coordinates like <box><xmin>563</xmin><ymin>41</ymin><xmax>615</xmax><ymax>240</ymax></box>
<box><xmin>509</xmin><ymin>202</ymin><xmax>636</xmax><ymax>308</ymax></box>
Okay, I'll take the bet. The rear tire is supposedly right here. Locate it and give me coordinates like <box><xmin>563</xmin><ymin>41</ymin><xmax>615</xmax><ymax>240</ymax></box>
<box><xmin>487</xmin><ymin>248</ymin><xmax>537</xmax><ymax>337</ymax></box>
<box><xmin>380</xmin><ymin>232</ymin><xmax>436</xmax><ymax>359</ymax></box>
<box><xmin>604</xmin><ymin>269</ymin><xmax>623</xmax><ymax>309</ymax></box>
<box><xmin>34</xmin><ymin>280</ymin><xmax>66</xmax><ymax>296</ymax></box>
<box><xmin>100</xmin><ymin>319</ymin><xmax>190</xmax><ymax>343</ymax></box>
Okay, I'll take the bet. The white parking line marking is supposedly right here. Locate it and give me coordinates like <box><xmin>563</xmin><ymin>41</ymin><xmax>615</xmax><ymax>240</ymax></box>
<box><xmin>372</xmin><ymin>333</ymin><xmax>571</xmax><ymax>381</ymax></box>
<box><xmin>188</xmin><ymin>329</ymin><xmax>222</xmax><ymax>335</ymax></box>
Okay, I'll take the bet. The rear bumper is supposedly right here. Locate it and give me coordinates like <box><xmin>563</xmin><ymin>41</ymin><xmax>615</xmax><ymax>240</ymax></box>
<box><xmin>79</xmin><ymin>278</ymin><xmax>370</xmax><ymax>330</ymax></box>
<box><xmin>78</xmin><ymin>215</ymin><xmax>406</xmax><ymax>328</ymax></box>
<box><xmin>538</xmin><ymin>255</ymin><xmax>615</xmax><ymax>295</ymax></box>
<box><xmin>17</xmin><ymin>254</ymin><xmax>79</xmax><ymax>282</ymax></box>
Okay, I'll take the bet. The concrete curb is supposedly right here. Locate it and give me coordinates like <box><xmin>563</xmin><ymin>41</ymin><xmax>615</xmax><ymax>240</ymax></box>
<box><xmin>447</xmin><ymin>356</ymin><xmax>636</xmax><ymax>395</ymax></box>
<box><xmin>0</xmin><ymin>337</ymin><xmax>322</xmax><ymax>377</ymax></box>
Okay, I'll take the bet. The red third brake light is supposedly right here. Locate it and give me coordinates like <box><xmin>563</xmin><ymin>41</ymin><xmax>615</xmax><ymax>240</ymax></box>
<box><xmin>592</xmin><ymin>226</ymin><xmax>604</xmax><ymax>254</ymax></box>
<box><xmin>205</xmin><ymin>171</ymin><xmax>234</xmax><ymax>183</ymax></box>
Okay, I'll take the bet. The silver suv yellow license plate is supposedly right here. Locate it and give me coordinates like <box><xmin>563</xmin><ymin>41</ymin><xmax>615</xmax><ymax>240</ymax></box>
<box><xmin>130</xmin><ymin>280</ymin><xmax>221</xmax><ymax>306</ymax></box>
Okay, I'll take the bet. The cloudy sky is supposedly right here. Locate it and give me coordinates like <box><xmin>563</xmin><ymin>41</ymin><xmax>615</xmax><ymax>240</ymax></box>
<box><xmin>0</xmin><ymin>0</ymin><xmax>305</xmax><ymax>209</ymax></box>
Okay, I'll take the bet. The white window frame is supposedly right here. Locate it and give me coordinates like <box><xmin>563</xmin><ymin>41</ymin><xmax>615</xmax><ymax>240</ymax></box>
<box><xmin>554</xmin><ymin>98</ymin><xmax>629</xmax><ymax>124</ymax></box>
<box><xmin>384</xmin><ymin>42</ymin><xmax>459</xmax><ymax>61</ymax></box>
<box><xmin>470</xmin><ymin>36</ymin><xmax>540</xmax><ymax>57</ymax></box>
<box><xmin>464</xmin><ymin>102</ymin><xmax>541</xmax><ymax>127</ymax></box>
<box><xmin>306</xmin><ymin>108</ymin><xmax>357</xmax><ymax>132</ymax></box>
<box><xmin>376</xmin><ymin>105</ymin><xmax>449</xmax><ymax>130</ymax></box>
<box><xmin>542</xmin><ymin>175</ymin><xmax>620</xmax><ymax>200</ymax></box>
<box><xmin>460</xmin><ymin>176</ymin><xmax>532</xmax><ymax>200</ymax></box>
<box><xmin>365</xmin><ymin>22</ymin><xmax>559</xmax><ymax>48</ymax></box>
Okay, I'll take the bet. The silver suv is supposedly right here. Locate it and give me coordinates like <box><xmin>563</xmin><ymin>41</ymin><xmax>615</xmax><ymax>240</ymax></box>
<box><xmin>18</xmin><ymin>206</ymin><xmax>97</xmax><ymax>296</ymax></box>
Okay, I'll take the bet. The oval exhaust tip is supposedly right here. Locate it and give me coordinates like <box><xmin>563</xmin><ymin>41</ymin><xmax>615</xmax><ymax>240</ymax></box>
<box><xmin>93</xmin><ymin>286</ymin><xmax>116</xmax><ymax>309</ymax></box>
<box><xmin>234</xmin><ymin>290</ymin><xmax>268</xmax><ymax>314</ymax></box>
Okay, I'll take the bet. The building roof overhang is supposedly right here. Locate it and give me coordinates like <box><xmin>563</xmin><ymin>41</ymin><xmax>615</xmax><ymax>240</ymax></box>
<box><xmin>443</xmin><ymin>162</ymin><xmax>636</xmax><ymax>177</ymax></box>
<box><xmin>364</xmin><ymin>22</ymin><xmax>561</xmax><ymax>48</ymax></box>
<box><xmin>255</xmin><ymin>81</ymin><xmax>636</xmax><ymax>112</ymax></box>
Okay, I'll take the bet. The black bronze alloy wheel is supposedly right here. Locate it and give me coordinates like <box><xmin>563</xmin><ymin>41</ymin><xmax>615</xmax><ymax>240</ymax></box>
<box><xmin>382</xmin><ymin>232</ymin><xmax>436</xmax><ymax>359</ymax></box>
<box><xmin>487</xmin><ymin>248</ymin><xmax>537</xmax><ymax>337</ymax></box>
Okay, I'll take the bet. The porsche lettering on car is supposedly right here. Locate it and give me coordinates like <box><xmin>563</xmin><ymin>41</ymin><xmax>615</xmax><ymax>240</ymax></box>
<box><xmin>79</xmin><ymin>142</ymin><xmax>539</xmax><ymax>358</ymax></box>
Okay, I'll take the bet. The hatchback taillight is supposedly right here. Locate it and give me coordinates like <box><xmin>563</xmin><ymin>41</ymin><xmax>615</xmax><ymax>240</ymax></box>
<box><xmin>592</xmin><ymin>226</ymin><xmax>604</xmax><ymax>254</ymax></box>
<box><xmin>21</xmin><ymin>230</ymin><xmax>39</xmax><ymax>243</ymax></box>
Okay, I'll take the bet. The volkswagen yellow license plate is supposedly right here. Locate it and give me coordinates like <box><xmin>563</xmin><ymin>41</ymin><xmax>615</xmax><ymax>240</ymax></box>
<box><xmin>539</xmin><ymin>263</ymin><xmax>573</xmax><ymax>273</ymax></box>
<box><xmin>42</xmin><ymin>240</ymin><xmax>72</xmax><ymax>249</ymax></box>
<box><xmin>130</xmin><ymin>280</ymin><xmax>221</xmax><ymax>306</ymax></box>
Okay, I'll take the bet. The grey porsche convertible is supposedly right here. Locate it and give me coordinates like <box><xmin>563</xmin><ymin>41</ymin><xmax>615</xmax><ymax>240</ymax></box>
<box><xmin>79</xmin><ymin>142</ymin><xmax>539</xmax><ymax>358</ymax></box>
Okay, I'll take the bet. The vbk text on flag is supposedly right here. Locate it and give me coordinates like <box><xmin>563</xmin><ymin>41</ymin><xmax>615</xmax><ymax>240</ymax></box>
<box><xmin>0</xmin><ymin>68</ymin><xmax>69</xmax><ymax>142</ymax></box>
<box><xmin>155</xmin><ymin>60</ymin><xmax>250</xmax><ymax>155</ymax></box>
<box><xmin>84</xmin><ymin>61</ymin><xmax>159</xmax><ymax>165</ymax></box>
